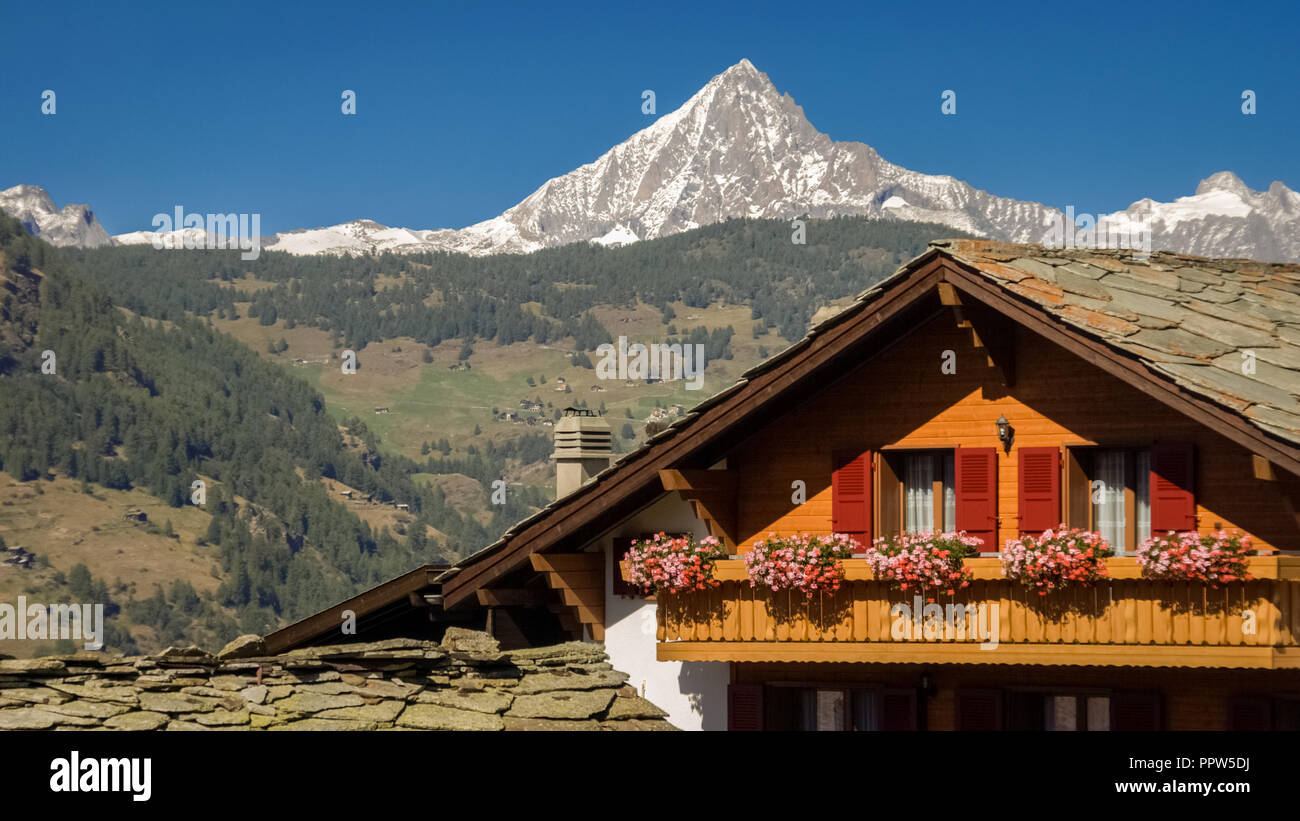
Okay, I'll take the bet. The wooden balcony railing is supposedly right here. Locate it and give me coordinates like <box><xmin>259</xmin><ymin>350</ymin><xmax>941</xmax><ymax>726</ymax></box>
<box><xmin>622</xmin><ymin>556</ymin><xmax>1300</xmax><ymax>668</ymax></box>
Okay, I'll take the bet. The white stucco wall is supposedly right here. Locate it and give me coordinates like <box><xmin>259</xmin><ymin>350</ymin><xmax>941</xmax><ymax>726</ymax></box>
<box><xmin>587</xmin><ymin>493</ymin><xmax>731</xmax><ymax>731</ymax></box>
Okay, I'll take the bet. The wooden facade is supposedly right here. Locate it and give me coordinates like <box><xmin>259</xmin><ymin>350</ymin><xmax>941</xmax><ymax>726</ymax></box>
<box><xmin>622</xmin><ymin>251</ymin><xmax>1300</xmax><ymax>729</ymax></box>
<box><xmin>727</xmin><ymin>311</ymin><xmax>1300</xmax><ymax>554</ymax></box>
<box><xmin>649</xmin><ymin>557</ymin><xmax>1300</xmax><ymax>668</ymax></box>
<box><xmin>277</xmin><ymin>246</ymin><xmax>1300</xmax><ymax>730</ymax></box>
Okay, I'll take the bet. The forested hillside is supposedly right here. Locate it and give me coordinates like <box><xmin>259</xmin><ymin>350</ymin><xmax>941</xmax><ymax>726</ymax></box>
<box><xmin>66</xmin><ymin>216</ymin><xmax>964</xmax><ymax>349</ymax></box>
<box><xmin>1</xmin><ymin>213</ymin><xmax>969</xmax><ymax>653</ymax></box>
<box><xmin>0</xmin><ymin>212</ymin><xmax>538</xmax><ymax>651</ymax></box>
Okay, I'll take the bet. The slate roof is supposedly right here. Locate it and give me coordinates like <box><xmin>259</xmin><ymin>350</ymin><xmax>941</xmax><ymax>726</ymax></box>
<box><xmin>933</xmin><ymin>239</ymin><xmax>1300</xmax><ymax>445</ymax></box>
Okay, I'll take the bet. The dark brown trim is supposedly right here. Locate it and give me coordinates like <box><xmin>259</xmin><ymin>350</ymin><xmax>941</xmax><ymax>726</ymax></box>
<box><xmin>263</xmin><ymin>564</ymin><xmax>444</xmax><ymax>654</ymax></box>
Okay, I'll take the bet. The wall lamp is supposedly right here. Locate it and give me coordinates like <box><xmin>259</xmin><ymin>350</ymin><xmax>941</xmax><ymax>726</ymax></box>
<box><xmin>995</xmin><ymin>415</ymin><xmax>1014</xmax><ymax>452</ymax></box>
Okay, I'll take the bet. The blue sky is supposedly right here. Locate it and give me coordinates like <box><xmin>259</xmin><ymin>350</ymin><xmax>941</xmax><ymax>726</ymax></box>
<box><xmin>2</xmin><ymin>0</ymin><xmax>1297</xmax><ymax>235</ymax></box>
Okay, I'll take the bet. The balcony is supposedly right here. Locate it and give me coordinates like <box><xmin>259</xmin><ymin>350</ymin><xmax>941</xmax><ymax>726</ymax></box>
<box><xmin>623</xmin><ymin>556</ymin><xmax>1300</xmax><ymax>669</ymax></box>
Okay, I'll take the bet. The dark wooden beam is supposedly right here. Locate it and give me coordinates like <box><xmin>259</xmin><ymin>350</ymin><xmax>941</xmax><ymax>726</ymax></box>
<box><xmin>529</xmin><ymin>553</ymin><xmax>606</xmax><ymax>641</ymax></box>
<box><xmin>659</xmin><ymin>469</ymin><xmax>738</xmax><ymax>548</ymax></box>
<box><xmin>1254</xmin><ymin>455</ymin><xmax>1277</xmax><ymax>481</ymax></box>
<box><xmin>963</xmin><ymin>301</ymin><xmax>1016</xmax><ymax>386</ymax></box>
<box><xmin>263</xmin><ymin>565</ymin><xmax>444</xmax><ymax>654</ymax></box>
<box><xmin>475</xmin><ymin>588</ymin><xmax>553</xmax><ymax>607</ymax></box>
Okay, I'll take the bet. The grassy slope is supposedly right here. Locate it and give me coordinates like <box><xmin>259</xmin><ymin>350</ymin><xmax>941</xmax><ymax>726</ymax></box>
<box><xmin>212</xmin><ymin>295</ymin><xmax>796</xmax><ymax>501</ymax></box>
<box><xmin>0</xmin><ymin>471</ymin><xmax>220</xmax><ymax>657</ymax></box>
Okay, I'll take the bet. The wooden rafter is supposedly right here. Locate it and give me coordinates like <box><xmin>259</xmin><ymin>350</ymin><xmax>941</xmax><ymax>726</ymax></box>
<box><xmin>659</xmin><ymin>468</ymin><xmax>738</xmax><ymax>549</ymax></box>
<box><xmin>938</xmin><ymin>282</ymin><xmax>1015</xmax><ymax>385</ymax></box>
<box><xmin>475</xmin><ymin>588</ymin><xmax>554</xmax><ymax>607</ymax></box>
<box><xmin>529</xmin><ymin>553</ymin><xmax>605</xmax><ymax>640</ymax></box>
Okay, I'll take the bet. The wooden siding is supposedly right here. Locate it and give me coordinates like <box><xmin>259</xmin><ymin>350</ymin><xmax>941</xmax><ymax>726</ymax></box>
<box><xmin>649</xmin><ymin>557</ymin><xmax>1300</xmax><ymax>668</ymax></box>
<box><xmin>731</xmin><ymin>311</ymin><xmax>1300</xmax><ymax>553</ymax></box>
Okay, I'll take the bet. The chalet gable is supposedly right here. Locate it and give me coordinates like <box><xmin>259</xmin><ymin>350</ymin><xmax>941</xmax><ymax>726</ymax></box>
<box><xmin>437</xmin><ymin>242</ymin><xmax>1300</xmax><ymax>610</ymax></box>
<box><xmin>936</xmin><ymin>239</ymin><xmax>1300</xmax><ymax>447</ymax></box>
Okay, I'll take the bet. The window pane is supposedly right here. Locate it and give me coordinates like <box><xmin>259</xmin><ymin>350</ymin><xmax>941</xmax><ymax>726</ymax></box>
<box><xmin>904</xmin><ymin>454</ymin><xmax>934</xmax><ymax>533</ymax></box>
<box><xmin>942</xmin><ymin>452</ymin><xmax>956</xmax><ymax>533</ymax></box>
<box><xmin>1135</xmin><ymin>451</ymin><xmax>1151</xmax><ymax>546</ymax></box>
<box><xmin>1046</xmin><ymin>695</ymin><xmax>1078</xmax><ymax>731</ymax></box>
<box><xmin>816</xmin><ymin>690</ymin><xmax>846</xmax><ymax>731</ymax></box>
<box><xmin>797</xmin><ymin>689</ymin><xmax>816</xmax><ymax>731</ymax></box>
<box><xmin>1086</xmin><ymin>696</ymin><xmax>1111</xmax><ymax>731</ymax></box>
<box><xmin>1093</xmin><ymin>451</ymin><xmax>1126</xmax><ymax>550</ymax></box>
<box><xmin>852</xmin><ymin>691</ymin><xmax>880</xmax><ymax>731</ymax></box>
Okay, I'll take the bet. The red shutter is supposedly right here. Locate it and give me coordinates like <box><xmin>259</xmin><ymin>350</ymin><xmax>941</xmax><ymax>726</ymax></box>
<box><xmin>727</xmin><ymin>683</ymin><xmax>764</xmax><ymax>731</ymax></box>
<box><xmin>1150</xmin><ymin>441</ymin><xmax>1195</xmax><ymax>533</ymax></box>
<box><xmin>1018</xmin><ymin>447</ymin><xmax>1060</xmax><ymax>535</ymax></box>
<box><xmin>956</xmin><ymin>689</ymin><xmax>1003</xmax><ymax>730</ymax></box>
<box><xmin>1229</xmin><ymin>697</ymin><xmax>1273</xmax><ymax>731</ymax></box>
<box><xmin>955</xmin><ymin>447</ymin><xmax>998</xmax><ymax>548</ymax></box>
<box><xmin>1111</xmin><ymin>691</ymin><xmax>1162</xmax><ymax>730</ymax></box>
<box><xmin>832</xmin><ymin>450</ymin><xmax>873</xmax><ymax>548</ymax></box>
<box><xmin>880</xmin><ymin>688</ymin><xmax>918</xmax><ymax>731</ymax></box>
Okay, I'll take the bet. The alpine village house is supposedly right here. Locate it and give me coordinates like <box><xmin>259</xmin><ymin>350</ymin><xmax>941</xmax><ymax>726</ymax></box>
<box><xmin>265</xmin><ymin>239</ymin><xmax>1300</xmax><ymax>732</ymax></box>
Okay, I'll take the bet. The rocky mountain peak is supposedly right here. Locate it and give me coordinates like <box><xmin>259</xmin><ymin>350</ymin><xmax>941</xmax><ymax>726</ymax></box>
<box><xmin>0</xmin><ymin>184</ymin><xmax>113</xmax><ymax>249</ymax></box>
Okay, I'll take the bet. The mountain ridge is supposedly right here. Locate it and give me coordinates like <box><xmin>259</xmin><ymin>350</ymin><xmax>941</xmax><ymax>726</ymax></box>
<box><xmin>5</xmin><ymin>60</ymin><xmax>1299</xmax><ymax>261</ymax></box>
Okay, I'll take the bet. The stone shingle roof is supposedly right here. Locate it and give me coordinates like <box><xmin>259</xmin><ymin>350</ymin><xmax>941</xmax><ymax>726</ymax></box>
<box><xmin>0</xmin><ymin>630</ymin><xmax>675</xmax><ymax>730</ymax></box>
<box><xmin>934</xmin><ymin>239</ymin><xmax>1300</xmax><ymax>446</ymax></box>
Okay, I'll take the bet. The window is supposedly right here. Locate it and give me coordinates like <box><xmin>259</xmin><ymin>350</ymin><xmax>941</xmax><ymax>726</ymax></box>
<box><xmin>1229</xmin><ymin>696</ymin><xmax>1300</xmax><ymax>730</ymax></box>
<box><xmin>1007</xmin><ymin>691</ymin><xmax>1111</xmax><ymax>731</ymax></box>
<box><xmin>886</xmin><ymin>450</ymin><xmax>955</xmax><ymax>535</ymax></box>
<box><xmin>1066</xmin><ymin>448</ymin><xmax>1152</xmax><ymax>554</ymax></box>
<box><xmin>879</xmin><ymin>448</ymin><xmax>995</xmax><ymax>545</ymax></box>
<box><xmin>762</xmin><ymin>684</ymin><xmax>915</xmax><ymax>731</ymax></box>
<box><xmin>969</xmin><ymin>688</ymin><xmax>1158</xmax><ymax>730</ymax></box>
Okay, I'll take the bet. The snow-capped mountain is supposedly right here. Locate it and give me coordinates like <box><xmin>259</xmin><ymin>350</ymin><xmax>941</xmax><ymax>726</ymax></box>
<box><xmin>0</xmin><ymin>184</ymin><xmax>113</xmax><ymax>248</ymax></box>
<box><xmin>266</xmin><ymin>59</ymin><xmax>1063</xmax><ymax>257</ymax></box>
<box><xmin>9</xmin><ymin>60</ymin><xmax>1298</xmax><ymax>261</ymax></box>
<box><xmin>1100</xmin><ymin>171</ymin><xmax>1300</xmax><ymax>262</ymax></box>
<box><xmin>258</xmin><ymin>59</ymin><xmax>1299</xmax><ymax>261</ymax></box>
<box><xmin>114</xmin><ymin>227</ymin><xmax>221</xmax><ymax>249</ymax></box>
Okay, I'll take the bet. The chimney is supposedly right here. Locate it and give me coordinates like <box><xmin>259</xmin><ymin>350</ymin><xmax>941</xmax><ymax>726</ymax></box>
<box><xmin>554</xmin><ymin>407</ymin><xmax>612</xmax><ymax>498</ymax></box>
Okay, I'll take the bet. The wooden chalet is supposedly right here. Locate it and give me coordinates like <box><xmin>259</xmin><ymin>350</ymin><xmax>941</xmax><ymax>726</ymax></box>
<box><xmin>267</xmin><ymin>239</ymin><xmax>1300</xmax><ymax>731</ymax></box>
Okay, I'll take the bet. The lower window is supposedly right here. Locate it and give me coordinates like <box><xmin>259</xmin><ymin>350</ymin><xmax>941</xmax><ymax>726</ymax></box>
<box><xmin>765</xmin><ymin>684</ymin><xmax>917</xmax><ymax>730</ymax></box>
<box><xmin>1007</xmin><ymin>691</ymin><xmax>1111</xmax><ymax>731</ymax></box>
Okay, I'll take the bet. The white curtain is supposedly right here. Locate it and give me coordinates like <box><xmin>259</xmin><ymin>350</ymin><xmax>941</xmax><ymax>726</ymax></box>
<box><xmin>1093</xmin><ymin>451</ymin><xmax>1126</xmax><ymax>550</ymax></box>
<box><xmin>1135</xmin><ymin>451</ymin><xmax>1151</xmax><ymax>547</ymax></box>
<box><xmin>904</xmin><ymin>454</ymin><xmax>934</xmax><ymax>533</ymax></box>
<box><xmin>942</xmin><ymin>453</ymin><xmax>956</xmax><ymax>533</ymax></box>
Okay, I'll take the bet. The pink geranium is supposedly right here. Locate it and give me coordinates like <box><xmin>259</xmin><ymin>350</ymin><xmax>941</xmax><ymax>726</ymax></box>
<box><xmin>744</xmin><ymin>532</ymin><xmax>855</xmax><ymax>598</ymax></box>
<box><xmin>1137</xmin><ymin>530</ymin><xmax>1252</xmax><ymax>586</ymax></box>
<box><xmin>1001</xmin><ymin>526</ymin><xmax>1112</xmax><ymax>595</ymax></box>
<box><xmin>624</xmin><ymin>532</ymin><xmax>727</xmax><ymax>595</ymax></box>
<box><xmin>864</xmin><ymin>531</ymin><xmax>982</xmax><ymax>600</ymax></box>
